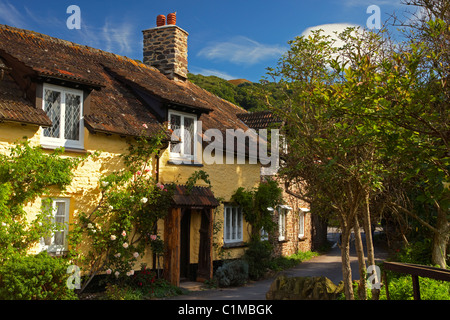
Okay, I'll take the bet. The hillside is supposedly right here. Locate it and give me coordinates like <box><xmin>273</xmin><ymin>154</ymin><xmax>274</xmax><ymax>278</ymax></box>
<box><xmin>187</xmin><ymin>73</ymin><xmax>270</xmax><ymax>112</ymax></box>
<box><xmin>228</xmin><ymin>79</ymin><xmax>252</xmax><ymax>86</ymax></box>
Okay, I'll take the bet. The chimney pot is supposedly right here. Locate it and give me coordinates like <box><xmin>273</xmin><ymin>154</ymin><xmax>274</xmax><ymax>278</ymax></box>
<box><xmin>167</xmin><ymin>12</ymin><xmax>176</xmax><ymax>25</ymax></box>
<box><xmin>156</xmin><ymin>15</ymin><xmax>166</xmax><ymax>27</ymax></box>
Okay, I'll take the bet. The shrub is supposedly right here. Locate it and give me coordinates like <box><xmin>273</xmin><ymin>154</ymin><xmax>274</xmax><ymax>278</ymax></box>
<box><xmin>145</xmin><ymin>278</ymin><xmax>184</xmax><ymax>298</ymax></box>
<box><xmin>0</xmin><ymin>252</ymin><xmax>78</xmax><ymax>300</ymax></box>
<box><xmin>215</xmin><ymin>259</ymin><xmax>249</xmax><ymax>287</ymax></box>
<box><xmin>130</xmin><ymin>265</ymin><xmax>156</xmax><ymax>293</ymax></box>
<box><xmin>105</xmin><ymin>270</ymin><xmax>183</xmax><ymax>300</ymax></box>
<box><xmin>376</xmin><ymin>275</ymin><xmax>450</xmax><ymax>300</ymax></box>
<box><xmin>243</xmin><ymin>239</ymin><xmax>273</xmax><ymax>280</ymax></box>
<box><xmin>270</xmin><ymin>251</ymin><xmax>319</xmax><ymax>271</ymax></box>
<box><xmin>395</xmin><ymin>239</ymin><xmax>433</xmax><ymax>266</ymax></box>
<box><xmin>104</xmin><ymin>284</ymin><xmax>143</xmax><ymax>300</ymax></box>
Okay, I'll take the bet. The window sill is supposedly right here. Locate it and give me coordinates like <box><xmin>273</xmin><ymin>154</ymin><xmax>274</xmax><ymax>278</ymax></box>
<box><xmin>298</xmin><ymin>236</ymin><xmax>308</xmax><ymax>241</ymax></box>
<box><xmin>41</xmin><ymin>145</ymin><xmax>87</xmax><ymax>154</ymax></box>
<box><xmin>46</xmin><ymin>250</ymin><xmax>68</xmax><ymax>257</ymax></box>
<box><xmin>167</xmin><ymin>160</ymin><xmax>203</xmax><ymax>167</ymax></box>
<box><xmin>222</xmin><ymin>241</ymin><xmax>246</xmax><ymax>249</ymax></box>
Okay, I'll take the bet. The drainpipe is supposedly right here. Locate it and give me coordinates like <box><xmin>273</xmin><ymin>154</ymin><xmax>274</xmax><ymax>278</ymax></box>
<box><xmin>156</xmin><ymin>153</ymin><xmax>160</xmax><ymax>182</ymax></box>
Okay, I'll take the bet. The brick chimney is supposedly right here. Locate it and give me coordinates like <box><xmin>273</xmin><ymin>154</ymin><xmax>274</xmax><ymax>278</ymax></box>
<box><xmin>142</xmin><ymin>13</ymin><xmax>188</xmax><ymax>82</ymax></box>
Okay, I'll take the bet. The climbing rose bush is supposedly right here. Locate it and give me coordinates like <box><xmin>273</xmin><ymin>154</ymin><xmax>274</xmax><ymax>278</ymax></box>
<box><xmin>68</xmin><ymin>133</ymin><xmax>174</xmax><ymax>291</ymax></box>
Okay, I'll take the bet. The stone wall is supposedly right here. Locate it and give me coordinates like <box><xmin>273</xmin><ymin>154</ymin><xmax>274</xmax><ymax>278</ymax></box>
<box><xmin>142</xmin><ymin>25</ymin><xmax>188</xmax><ymax>82</ymax></box>
<box><xmin>268</xmin><ymin>180</ymin><xmax>313</xmax><ymax>257</ymax></box>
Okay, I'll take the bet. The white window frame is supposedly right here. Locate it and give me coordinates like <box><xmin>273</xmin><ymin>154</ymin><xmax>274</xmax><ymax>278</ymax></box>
<box><xmin>41</xmin><ymin>83</ymin><xmax>84</xmax><ymax>150</ymax></box>
<box><xmin>40</xmin><ymin>198</ymin><xmax>70</xmax><ymax>254</ymax></box>
<box><xmin>298</xmin><ymin>208</ymin><xmax>309</xmax><ymax>239</ymax></box>
<box><xmin>278</xmin><ymin>208</ymin><xmax>287</xmax><ymax>241</ymax></box>
<box><xmin>168</xmin><ymin>110</ymin><xmax>197</xmax><ymax>161</ymax></box>
<box><xmin>298</xmin><ymin>211</ymin><xmax>305</xmax><ymax>238</ymax></box>
<box><xmin>260</xmin><ymin>228</ymin><xmax>269</xmax><ymax>241</ymax></box>
<box><xmin>278</xmin><ymin>205</ymin><xmax>292</xmax><ymax>241</ymax></box>
<box><xmin>261</xmin><ymin>206</ymin><xmax>274</xmax><ymax>241</ymax></box>
<box><xmin>223</xmin><ymin>205</ymin><xmax>243</xmax><ymax>244</ymax></box>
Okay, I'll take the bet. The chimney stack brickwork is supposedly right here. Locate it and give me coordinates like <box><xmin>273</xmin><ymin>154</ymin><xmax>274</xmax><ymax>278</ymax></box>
<box><xmin>142</xmin><ymin>24</ymin><xmax>188</xmax><ymax>82</ymax></box>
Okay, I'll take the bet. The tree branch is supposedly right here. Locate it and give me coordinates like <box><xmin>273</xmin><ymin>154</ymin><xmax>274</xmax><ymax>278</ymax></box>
<box><xmin>388</xmin><ymin>201</ymin><xmax>439</xmax><ymax>234</ymax></box>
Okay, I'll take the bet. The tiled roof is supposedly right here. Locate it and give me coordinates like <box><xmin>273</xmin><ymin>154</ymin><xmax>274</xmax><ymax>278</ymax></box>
<box><xmin>0</xmin><ymin>69</ymin><xmax>52</xmax><ymax>127</ymax></box>
<box><xmin>172</xmin><ymin>185</ymin><xmax>220</xmax><ymax>208</ymax></box>
<box><xmin>236</xmin><ymin>111</ymin><xmax>281</xmax><ymax>129</ymax></box>
<box><xmin>0</xmin><ymin>24</ymin><xmax>250</xmax><ymax>139</ymax></box>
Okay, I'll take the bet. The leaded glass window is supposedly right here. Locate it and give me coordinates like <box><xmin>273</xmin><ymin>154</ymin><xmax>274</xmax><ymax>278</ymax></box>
<box><xmin>41</xmin><ymin>84</ymin><xmax>83</xmax><ymax>149</ymax></box>
<box><xmin>168</xmin><ymin>110</ymin><xmax>197</xmax><ymax>160</ymax></box>
<box><xmin>40</xmin><ymin>198</ymin><xmax>70</xmax><ymax>254</ymax></box>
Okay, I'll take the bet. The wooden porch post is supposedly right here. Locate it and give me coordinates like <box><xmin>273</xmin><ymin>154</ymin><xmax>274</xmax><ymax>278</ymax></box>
<box><xmin>164</xmin><ymin>207</ymin><xmax>181</xmax><ymax>287</ymax></box>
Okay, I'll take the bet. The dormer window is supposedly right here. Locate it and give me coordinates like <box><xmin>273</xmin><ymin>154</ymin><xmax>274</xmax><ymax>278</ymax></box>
<box><xmin>41</xmin><ymin>84</ymin><xmax>84</xmax><ymax>150</ymax></box>
<box><xmin>168</xmin><ymin>110</ymin><xmax>197</xmax><ymax>161</ymax></box>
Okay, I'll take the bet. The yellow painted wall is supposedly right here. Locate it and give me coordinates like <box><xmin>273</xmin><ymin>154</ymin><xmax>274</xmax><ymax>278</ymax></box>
<box><xmin>158</xmin><ymin>148</ymin><xmax>261</xmax><ymax>262</ymax></box>
<box><xmin>0</xmin><ymin>123</ymin><xmax>155</xmax><ymax>268</ymax></box>
<box><xmin>1</xmin><ymin>121</ymin><xmax>261</xmax><ymax>269</ymax></box>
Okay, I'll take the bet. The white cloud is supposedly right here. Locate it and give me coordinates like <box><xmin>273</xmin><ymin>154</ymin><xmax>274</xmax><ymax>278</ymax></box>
<box><xmin>0</xmin><ymin>1</ymin><xmax>136</xmax><ymax>57</ymax></box>
<box><xmin>102</xmin><ymin>20</ymin><xmax>134</xmax><ymax>54</ymax></box>
<box><xmin>301</xmin><ymin>23</ymin><xmax>363</xmax><ymax>48</ymax></box>
<box><xmin>77</xmin><ymin>19</ymin><xmax>136</xmax><ymax>56</ymax></box>
<box><xmin>24</xmin><ymin>6</ymin><xmax>64</xmax><ymax>29</ymax></box>
<box><xmin>189</xmin><ymin>67</ymin><xmax>235</xmax><ymax>80</ymax></box>
<box><xmin>197</xmin><ymin>36</ymin><xmax>286</xmax><ymax>65</ymax></box>
<box><xmin>0</xmin><ymin>1</ymin><xmax>28</xmax><ymax>28</ymax></box>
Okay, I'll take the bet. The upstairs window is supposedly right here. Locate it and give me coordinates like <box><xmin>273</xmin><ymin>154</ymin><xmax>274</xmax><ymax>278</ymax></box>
<box><xmin>168</xmin><ymin>110</ymin><xmax>197</xmax><ymax>161</ymax></box>
<box><xmin>41</xmin><ymin>84</ymin><xmax>84</xmax><ymax>149</ymax></box>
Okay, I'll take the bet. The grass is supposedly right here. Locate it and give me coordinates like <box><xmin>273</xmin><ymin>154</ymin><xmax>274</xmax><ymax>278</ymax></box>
<box><xmin>269</xmin><ymin>251</ymin><xmax>319</xmax><ymax>272</ymax></box>
<box><xmin>80</xmin><ymin>278</ymin><xmax>185</xmax><ymax>300</ymax></box>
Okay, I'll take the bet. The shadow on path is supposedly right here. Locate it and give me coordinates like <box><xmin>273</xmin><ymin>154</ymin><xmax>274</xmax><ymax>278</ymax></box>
<box><xmin>164</xmin><ymin>229</ymin><xmax>389</xmax><ymax>300</ymax></box>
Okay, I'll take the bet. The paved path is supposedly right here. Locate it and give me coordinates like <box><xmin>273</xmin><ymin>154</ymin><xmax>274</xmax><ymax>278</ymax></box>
<box><xmin>165</xmin><ymin>230</ymin><xmax>389</xmax><ymax>300</ymax></box>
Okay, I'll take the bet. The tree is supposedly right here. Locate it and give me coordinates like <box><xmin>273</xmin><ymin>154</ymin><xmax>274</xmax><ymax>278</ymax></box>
<box><xmin>231</xmin><ymin>178</ymin><xmax>283</xmax><ymax>241</ymax></box>
<box><xmin>262</xmin><ymin>28</ymin><xmax>392</xmax><ymax>299</ymax></box>
<box><xmin>262</xmin><ymin>2</ymin><xmax>449</xmax><ymax>301</ymax></box>
<box><xmin>380</xmin><ymin>0</ymin><xmax>449</xmax><ymax>268</ymax></box>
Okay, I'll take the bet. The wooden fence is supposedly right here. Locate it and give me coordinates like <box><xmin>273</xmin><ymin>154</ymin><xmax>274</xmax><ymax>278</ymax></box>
<box><xmin>383</xmin><ymin>261</ymin><xmax>450</xmax><ymax>300</ymax></box>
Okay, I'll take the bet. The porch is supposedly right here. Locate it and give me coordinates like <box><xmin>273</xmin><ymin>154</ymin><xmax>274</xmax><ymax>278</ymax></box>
<box><xmin>163</xmin><ymin>185</ymin><xmax>220</xmax><ymax>287</ymax></box>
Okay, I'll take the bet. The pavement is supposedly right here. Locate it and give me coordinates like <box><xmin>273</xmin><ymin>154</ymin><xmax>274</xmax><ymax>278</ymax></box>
<box><xmin>164</xmin><ymin>228</ymin><xmax>389</xmax><ymax>300</ymax></box>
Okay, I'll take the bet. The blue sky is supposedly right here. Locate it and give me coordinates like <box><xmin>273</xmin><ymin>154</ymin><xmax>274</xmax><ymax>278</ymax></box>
<box><xmin>0</xmin><ymin>0</ymin><xmax>414</xmax><ymax>82</ymax></box>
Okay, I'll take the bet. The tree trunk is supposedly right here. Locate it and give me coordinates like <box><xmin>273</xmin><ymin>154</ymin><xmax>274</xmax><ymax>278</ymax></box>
<box><xmin>353</xmin><ymin>217</ymin><xmax>367</xmax><ymax>300</ymax></box>
<box><xmin>340</xmin><ymin>225</ymin><xmax>354</xmax><ymax>300</ymax></box>
<box><xmin>361</xmin><ymin>191</ymin><xmax>380</xmax><ymax>299</ymax></box>
<box><xmin>432</xmin><ymin>205</ymin><xmax>449</xmax><ymax>269</ymax></box>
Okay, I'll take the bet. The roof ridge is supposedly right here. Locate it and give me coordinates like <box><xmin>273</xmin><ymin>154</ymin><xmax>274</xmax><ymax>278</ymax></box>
<box><xmin>0</xmin><ymin>24</ymin><xmax>159</xmax><ymax>73</ymax></box>
<box><xmin>236</xmin><ymin>110</ymin><xmax>273</xmax><ymax>116</ymax></box>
